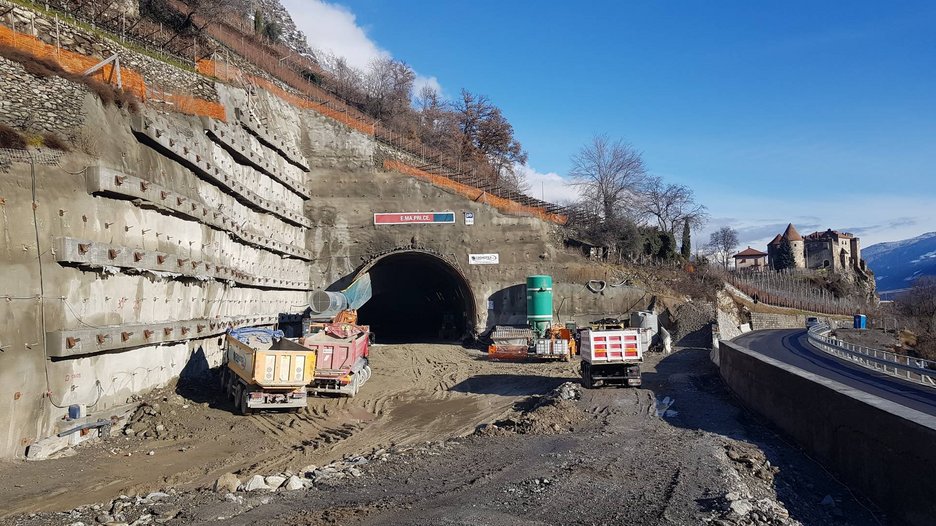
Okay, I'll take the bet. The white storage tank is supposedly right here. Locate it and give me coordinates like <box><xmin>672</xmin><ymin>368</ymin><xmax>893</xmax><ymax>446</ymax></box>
<box><xmin>630</xmin><ymin>311</ymin><xmax>659</xmax><ymax>336</ymax></box>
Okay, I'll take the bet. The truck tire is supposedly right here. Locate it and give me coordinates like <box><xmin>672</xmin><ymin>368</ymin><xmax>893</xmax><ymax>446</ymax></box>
<box><xmin>238</xmin><ymin>387</ymin><xmax>251</xmax><ymax>415</ymax></box>
<box><xmin>347</xmin><ymin>374</ymin><xmax>359</xmax><ymax>398</ymax></box>
<box><xmin>582</xmin><ymin>363</ymin><xmax>595</xmax><ymax>389</ymax></box>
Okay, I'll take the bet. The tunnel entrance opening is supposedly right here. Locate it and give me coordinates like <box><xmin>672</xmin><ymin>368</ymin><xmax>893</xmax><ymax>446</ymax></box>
<box><xmin>356</xmin><ymin>252</ymin><xmax>476</xmax><ymax>343</ymax></box>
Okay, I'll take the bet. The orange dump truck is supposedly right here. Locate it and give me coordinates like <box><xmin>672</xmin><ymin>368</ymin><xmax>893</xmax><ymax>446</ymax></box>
<box><xmin>221</xmin><ymin>328</ymin><xmax>316</xmax><ymax>414</ymax></box>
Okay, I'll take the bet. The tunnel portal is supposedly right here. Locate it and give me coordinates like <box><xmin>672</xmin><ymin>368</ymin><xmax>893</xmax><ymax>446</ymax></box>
<box><xmin>356</xmin><ymin>251</ymin><xmax>477</xmax><ymax>343</ymax></box>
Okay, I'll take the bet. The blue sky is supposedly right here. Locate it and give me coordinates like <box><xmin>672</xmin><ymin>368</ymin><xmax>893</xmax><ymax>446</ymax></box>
<box><xmin>282</xmin><ymin>0</ymin><xmax>936</xmax><ymax>249</ymax></box>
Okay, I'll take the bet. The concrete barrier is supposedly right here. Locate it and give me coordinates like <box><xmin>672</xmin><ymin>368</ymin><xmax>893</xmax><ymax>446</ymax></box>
<box><xmin>719</xmin><ymin>340</ymin><xmax>936</xmax><ymax>526</ymax></box>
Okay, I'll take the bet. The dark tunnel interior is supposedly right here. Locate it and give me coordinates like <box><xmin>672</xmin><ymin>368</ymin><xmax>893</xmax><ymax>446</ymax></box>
<box><xmin>357</xmin><ymin>253</ymin><xmax>476</xmax><ymax>343</ymax></box>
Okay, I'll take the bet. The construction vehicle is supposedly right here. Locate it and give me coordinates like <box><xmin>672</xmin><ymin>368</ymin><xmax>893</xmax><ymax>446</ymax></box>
<box><xmin>579</xmin><ymin>328</ymin><xmax>647</xmax><ymax>388</ymax></box>
<box><xmin>301</xmin><ymin>275</ymin><xmax>373</xmax><ymax>397</ymax></box>
<box><xmin>299</xmin><ymin>321</ymin><xmax>371</xmax><ymax>397</ymax></box>
<box><xmin>488</xmin><ymin>275</ymin><xmax>576</xmax><ymax>361</ymax></box>
<box><xmin>221</xmin><ymin>328</ymin><xmax>316</xmax><ymax>414</ymax></box>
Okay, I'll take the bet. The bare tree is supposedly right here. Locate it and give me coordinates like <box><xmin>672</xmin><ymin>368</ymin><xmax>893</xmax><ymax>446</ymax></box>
<box><xmin>638</xmin><ymin>175</ymin><xmax>708</xmax><ymax>234</ymax></box>
<box><xmin>708</xmin><ymin>226</ymin><xmax>739</xmax><ymax>270</ymax></box>
<box><xmin>452</xmin><ymin>90</ymin><xmax>528</xmax><ymax>191</ymax></box>
<box><xmin>364</xmin><ymin>57</ymin><xmax>415</xmax><ymax>123</ymax></box>
<box><xmin>569</xmin><ymin>135</ymin><xmax>648</xmax><ymax>222</ymax></box>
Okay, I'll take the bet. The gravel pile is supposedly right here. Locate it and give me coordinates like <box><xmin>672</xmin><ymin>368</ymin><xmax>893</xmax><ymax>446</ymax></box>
<box><xmin>475</xmin><ymin>382</ymin><xmax>584</xmax><ymax>436</ymax></box>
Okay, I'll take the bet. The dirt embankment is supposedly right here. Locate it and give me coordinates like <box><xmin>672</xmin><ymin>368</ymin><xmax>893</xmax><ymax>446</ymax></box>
<box><xmin>2</xmin><ymin>345</ymin><xmax>886</xmax><ymax>526</ymax></box>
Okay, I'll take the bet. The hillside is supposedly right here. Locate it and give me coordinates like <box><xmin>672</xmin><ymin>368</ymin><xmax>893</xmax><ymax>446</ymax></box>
<box><xmin>863</xmin><ymin>232</ymin><xmax>936</xmax><ymax>293</ymax></box>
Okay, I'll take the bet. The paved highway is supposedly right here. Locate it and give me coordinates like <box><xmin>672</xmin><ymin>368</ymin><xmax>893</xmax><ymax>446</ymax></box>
<box><xmin>733</xmin><ymin>329</ymin><xmax>936</xmax><ymax>417</ymax></box>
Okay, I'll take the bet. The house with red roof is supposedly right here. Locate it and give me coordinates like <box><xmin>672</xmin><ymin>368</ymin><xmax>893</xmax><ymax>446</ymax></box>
<box><xmin>732</xmin><ymin>246</ymin><xmax>768</xmax><ymax>270</ymax></box>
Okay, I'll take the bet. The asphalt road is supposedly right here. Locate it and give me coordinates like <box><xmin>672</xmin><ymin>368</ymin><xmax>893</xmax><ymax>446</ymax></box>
<box><xmin>733</xmin><ymin>329</ymin><xmax>936</xmax><ymax>417</ymax></box>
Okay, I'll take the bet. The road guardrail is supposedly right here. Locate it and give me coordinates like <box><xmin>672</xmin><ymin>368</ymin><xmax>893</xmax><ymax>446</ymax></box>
<box><xmin>807</xmin><ymin>324</ymin><xmax>936</xmax><ymax>388</ymax></box>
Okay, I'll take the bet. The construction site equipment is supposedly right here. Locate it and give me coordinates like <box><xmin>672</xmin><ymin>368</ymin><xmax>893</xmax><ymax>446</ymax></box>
<box><xmin>488</xmin><ymin>326</ymin><xmax>535</xmax><ymax>360</ymax></box>
<box><xmin>221</xmin><ymin>328</ymin><xmax>316</xmax><ymax>414</ymax></box>
<box><xmin>531</xmin><ymin>325</ymin><xmax>576</xmax><ymax>361</ymax></box>
<box><xmin>526</xmin><ymin>275</ymin><xmax>554</xmax><ymax>336</ymax></box>
<box><xmin>308</xmin><ymin>273</ymin><xmax>372</xmax><ymax>321</ymax></box>
<box><xmin>489</xmin><ymin>275</ymin><xmax>576</xmax><ymax>361</ymax></box>
<box><xmin>299</xmin><ymin>323</ymin><xmax>371</xmax><ymax>397</ymax></box>
<box><xmin>579</xmin><ymin>328</ymin><xmax>647</xmax><ymax>388</ymax></box>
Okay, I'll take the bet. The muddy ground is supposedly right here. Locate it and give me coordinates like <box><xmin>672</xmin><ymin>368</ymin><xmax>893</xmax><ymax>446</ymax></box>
<box><xmin>1</xmin><ymin>344</ymin><xmax>888</xmax><ymax>525</ymax></box>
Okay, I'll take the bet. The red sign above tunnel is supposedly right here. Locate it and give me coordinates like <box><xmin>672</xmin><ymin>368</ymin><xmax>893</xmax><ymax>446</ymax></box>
<box><xmin>373</xmin><ymin>212</ymin><xmax>456</xmax><ymax>225</ymax></box>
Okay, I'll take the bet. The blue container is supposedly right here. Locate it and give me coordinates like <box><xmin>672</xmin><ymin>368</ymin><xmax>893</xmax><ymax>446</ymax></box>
<box><xmin>67</xmin><ymin>404</ymin><xmax>81</xmax><ymax>420</ymax></box>
<box><xmin>853</xmin><ymin>314</ymin><xmax>867</xmax><ymax>330</ymax></box>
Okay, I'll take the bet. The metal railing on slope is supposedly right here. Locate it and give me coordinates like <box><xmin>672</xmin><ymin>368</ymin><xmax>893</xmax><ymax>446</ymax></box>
<box><xmin>807</xmin><ymin>323</ymin><xmax>936</xmax><ymax>388</ymax></box>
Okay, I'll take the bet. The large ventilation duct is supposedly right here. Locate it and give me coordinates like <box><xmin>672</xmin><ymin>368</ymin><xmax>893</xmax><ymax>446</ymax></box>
<box><xmin>308</xmin><ymin>273</ymin><xmax>372</xmax><ymax>320</ymax></box>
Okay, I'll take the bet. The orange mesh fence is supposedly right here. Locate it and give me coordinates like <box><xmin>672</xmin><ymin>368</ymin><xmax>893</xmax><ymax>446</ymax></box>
<box><xmin>384</xmin><ymin>160</ymin><xmax>567</xmax><ymax>225</ymax></box>
<box><xmin>0</xmin><ymin>25</ymin><xmax>225</xmax><ymax>121</ymax></box>
<box><xmin>199</xmin><ymin>58</ymin><xmax>374</xmax><ymax>135</ymax></box>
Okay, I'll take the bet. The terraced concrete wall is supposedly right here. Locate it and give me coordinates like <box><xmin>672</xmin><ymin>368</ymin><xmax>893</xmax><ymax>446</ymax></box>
<box><xmin>718</xmin><ymin>340</ymin><xmax>936</xmax><ymax>526</ymax></box>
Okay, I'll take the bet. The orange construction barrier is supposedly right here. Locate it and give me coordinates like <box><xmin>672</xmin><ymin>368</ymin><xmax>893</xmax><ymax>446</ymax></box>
<box><xmin>0</xmin><ymin>25</ymin><xmax>225</xmax><ymax>121</ymax></box>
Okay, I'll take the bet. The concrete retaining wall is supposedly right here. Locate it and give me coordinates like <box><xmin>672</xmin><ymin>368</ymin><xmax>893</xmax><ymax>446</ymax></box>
<box><xmin>718</xmin><ymin>340</ymin><xmax>936</xmax><ymax>526</ymax></box>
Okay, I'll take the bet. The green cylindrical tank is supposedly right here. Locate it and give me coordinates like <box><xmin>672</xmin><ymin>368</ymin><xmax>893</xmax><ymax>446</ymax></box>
<box><xmin>526</xmin><ymin>275</ymin><xmax>553</xmax><ymax>336</ymax></box>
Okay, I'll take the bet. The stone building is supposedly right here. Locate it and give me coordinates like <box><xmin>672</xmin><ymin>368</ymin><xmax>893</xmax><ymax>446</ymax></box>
<box><xmin>767</xmin><ymin>223</ymin><xmax>805</xmax><ymax>269</ymax></box>
<box><xmin>766</xmin><ymin>223</ymin><xmax>869</xmax><ymax>274</ymax></box>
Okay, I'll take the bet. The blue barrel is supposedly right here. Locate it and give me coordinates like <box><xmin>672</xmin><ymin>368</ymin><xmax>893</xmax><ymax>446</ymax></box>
<box><xmin>853</xmin><ymin>314</ymin><xmax>867</xmax><ymax>329</ymax></box>
<box><xmin>526</xmin><ymin>275</ymin><xmax>553</xmax><ymax>337</ymax></box>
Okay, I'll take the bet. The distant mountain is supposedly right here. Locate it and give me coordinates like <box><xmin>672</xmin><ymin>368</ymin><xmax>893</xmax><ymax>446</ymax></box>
<box><xmin>863</xmin><ymin>232</ymin><xmax>936</xmax><ymax>293</ymax></box>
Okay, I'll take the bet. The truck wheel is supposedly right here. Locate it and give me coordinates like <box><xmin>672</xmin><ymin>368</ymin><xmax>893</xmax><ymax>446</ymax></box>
<box><xmin>238</xmin><ymin>389</ymin><xmax>251</xmax><ymax>415</ymax></box>
<box><xmin>347</xmin><ymin>374</ymin><xmax>359</xmax><ymax>398</ymax></box>
<box><xmin>582</xmin><ymin>363</ymin><xmax>595</xmax><ymax>389</ymax></box>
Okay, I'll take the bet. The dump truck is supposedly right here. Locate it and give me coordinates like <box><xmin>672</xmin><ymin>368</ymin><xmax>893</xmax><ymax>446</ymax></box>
<box><xmin>299</xmin><ymin>322</ymin><xmax>371</xmax><ymax>397</ymax></box>
<box><xmin>221</xmin><ymin>328</ymin><xmax>316</xmax><ymax>414</ymax></box>
<box><xmin>579</xmin><ymin>328</ymin><xmax>647</xmax><ymax>388</ymax></box>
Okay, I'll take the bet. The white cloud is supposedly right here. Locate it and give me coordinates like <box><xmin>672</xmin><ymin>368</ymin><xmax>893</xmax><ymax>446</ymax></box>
<box><xmin>413</xmin><ymin>75</ymin><xmax>442</xmax><ymax>98</ymax></box>
<box><xmin>517</xmin><ymin>164</ymin><xmax>580</xmax><ymax>204</ymax></box>
<box><xmin>281</xmin><ymin>0</ymin><xmax>442</xmax><ymax>99</ymax></box>
<box><xmin>281</xmin><ymin>0</ymin><xmax>388</xmax><ymax>71</ymax></box>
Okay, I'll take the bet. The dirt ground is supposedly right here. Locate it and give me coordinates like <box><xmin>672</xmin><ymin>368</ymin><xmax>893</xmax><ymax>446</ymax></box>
<box><xmin>0</xmin><ymin>344</ymin><xmax>889</xmax><ymax>525</ymax></box>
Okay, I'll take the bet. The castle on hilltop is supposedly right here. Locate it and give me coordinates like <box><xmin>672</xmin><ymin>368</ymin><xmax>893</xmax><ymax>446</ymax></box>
<box><xmin>766</xmin><ymin>223</ymin><xmax>870</xmax><ymax>274</ymax></box>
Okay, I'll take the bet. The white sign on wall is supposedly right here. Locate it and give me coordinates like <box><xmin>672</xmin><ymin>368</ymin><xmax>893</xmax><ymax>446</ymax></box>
<box><xmin>464</xmin><ymin>212</ymin><xmax>475</xmax><ymax>225</ymax></box>
<box><xmin>469</xmin><ymin>253</ymin><xmax>499</xmax><ymax>265</ymax></box>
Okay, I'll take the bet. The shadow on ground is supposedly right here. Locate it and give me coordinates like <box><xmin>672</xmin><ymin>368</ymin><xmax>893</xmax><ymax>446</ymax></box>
<box><xmin>449</xmin><ymin>374</ymin><xmax>574</xmax><ymax>397</ymax></box>
<box><xmin>641</xmin><ymin>347</ymin><xmax>886</xmax><ymax>526</ymax></box>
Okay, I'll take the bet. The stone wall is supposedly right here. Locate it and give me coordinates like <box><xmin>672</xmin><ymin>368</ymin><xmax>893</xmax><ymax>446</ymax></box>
<box><xmin>0</xmin><ymin>57</ymin><xmax>87</xmax><ymax>133</ymax></box>
<box><xmin>1</xmin><ymin>0</ymin><xmax>217</xmax><ymax>101</ymax></box>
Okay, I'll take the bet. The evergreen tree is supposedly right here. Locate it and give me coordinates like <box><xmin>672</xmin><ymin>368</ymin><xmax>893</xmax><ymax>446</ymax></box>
<box><xmin>253</xmin><ymin>10</ymin><xmax>264</xmax><ymax>35</ymax></box>
<box><xmin>680</xmin><ymin>218</ymin><xmax>691</xmax><ymax>259</ymax></box>
<box><xmin>774</xmin><ymin>238</ymin><xmax>796</xmax><ymax>270</ymax></box>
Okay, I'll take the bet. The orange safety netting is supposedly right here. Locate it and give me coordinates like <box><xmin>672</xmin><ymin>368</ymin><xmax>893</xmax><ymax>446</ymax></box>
<box><xmin>198</xmin><ymin>59</ymin><xmax>375</xmax><ymax>136</ymax></box>
<box><xmin>383</xmin><ymin>159</ymin><xmax>567</xmax><ymax>225</ymax></box>
<box><xmin>0</xmin><ymin>25</ymin><xmax>225</xmax><ymax>121</ymax></box>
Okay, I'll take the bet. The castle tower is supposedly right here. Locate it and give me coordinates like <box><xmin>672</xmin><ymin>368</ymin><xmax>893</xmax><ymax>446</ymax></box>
<box><xmin>782</xmin><ymin>223</ymin><xmax>806</xmax><ymax>268</ymax></box>
<box><xmin>767</xmin><ymin>234</ymin><xmax>782</xmax><ymax>269</ymax></box>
